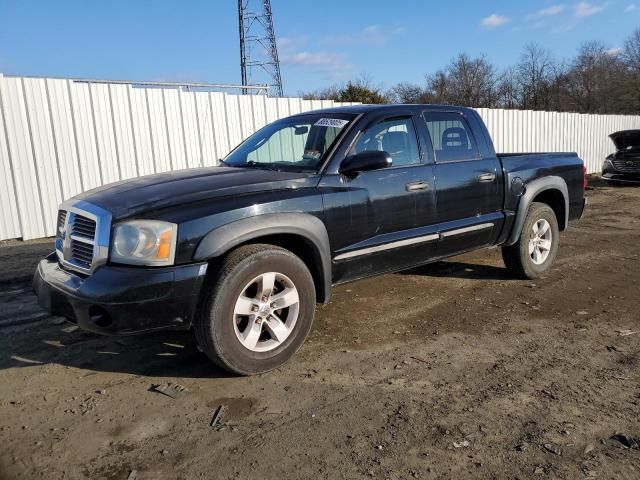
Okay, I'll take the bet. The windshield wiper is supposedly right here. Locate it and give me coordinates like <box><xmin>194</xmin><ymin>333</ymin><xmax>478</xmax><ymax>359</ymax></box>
<box><xmin>244</xmin><ymin>161</ymin><xmax>281</xmax><ymax>171</ymax></box>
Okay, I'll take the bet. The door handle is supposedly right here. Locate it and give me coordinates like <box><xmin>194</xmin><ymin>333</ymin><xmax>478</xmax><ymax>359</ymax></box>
<box><xmin>477</xmin><ymin>172</ymin><xmax>496</xmax><ymax>182</ymax></box>
<box><xmin>406</xmin><ymin>181</ymin><xmax>429</xmax><ymax>192</ymax></box>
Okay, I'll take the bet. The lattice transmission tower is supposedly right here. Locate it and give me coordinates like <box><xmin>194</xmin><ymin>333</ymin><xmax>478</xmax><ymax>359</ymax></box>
<box><xmin>238</xmin><ymin>0</ymin><xmax>284</xmax><ymax>96</ymax></box>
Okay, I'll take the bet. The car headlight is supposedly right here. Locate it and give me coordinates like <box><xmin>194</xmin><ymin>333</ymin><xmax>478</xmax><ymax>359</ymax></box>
<box><xmin>110</xmin><ymin>220</ymin><xmax>177</xmax><ymax>266</ymax></box>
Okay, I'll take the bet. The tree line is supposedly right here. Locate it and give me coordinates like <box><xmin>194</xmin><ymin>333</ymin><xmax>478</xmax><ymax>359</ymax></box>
<box><xmin>302</xmin><ymin>29</ymin><xmax>640</xmax><ymax>115</ymax></box>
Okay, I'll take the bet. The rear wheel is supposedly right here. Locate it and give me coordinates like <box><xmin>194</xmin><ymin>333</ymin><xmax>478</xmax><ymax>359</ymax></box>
<box><xmin>502</xmin><ymin>202</ymin><xmax>560</xmax><ymax>279</ymax></box>
<box><xmin>195</xmin><ymin>244</ymin><xmax>316</xmax><ymax>375</ymax></box>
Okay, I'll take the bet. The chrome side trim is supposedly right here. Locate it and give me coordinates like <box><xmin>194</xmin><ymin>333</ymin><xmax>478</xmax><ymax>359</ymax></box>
<box><xmin>440</xmin><ymin>223</ymin><xmax>494</xmax><ymax>238</ymax></box>
<box><xmin>333</xmin><ymin>233</ymin><xmax>439</xmax><ymax>261</ymax></box>
<box><xmin>56</xmin><ymin>200</ymin><xmax>112</xmax><ymax>275</ymax></box>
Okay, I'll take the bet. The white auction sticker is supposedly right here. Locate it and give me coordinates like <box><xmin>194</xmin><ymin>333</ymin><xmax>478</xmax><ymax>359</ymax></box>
<box><xmin>314</xmin><ymin>118</ymin><xmax>349</xmax><ymax>128</ymax></box>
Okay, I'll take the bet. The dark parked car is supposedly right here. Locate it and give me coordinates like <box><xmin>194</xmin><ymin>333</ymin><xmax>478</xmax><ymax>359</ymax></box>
<box><xmin>602</xmin><ymin>130</ymin><xmax>640</xmax><ymax>184</ymax></box>
<box><xmin>34</xmin><ymin>105</ymin><xmax>587</xmax><ymax>375</ymax></box>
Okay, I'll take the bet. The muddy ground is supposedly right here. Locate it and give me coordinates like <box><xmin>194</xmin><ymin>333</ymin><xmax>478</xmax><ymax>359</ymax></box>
<box><xmin>0</xmin><ymin>179</ymin><xmax>639</xmax><ymax>480</ymax></box>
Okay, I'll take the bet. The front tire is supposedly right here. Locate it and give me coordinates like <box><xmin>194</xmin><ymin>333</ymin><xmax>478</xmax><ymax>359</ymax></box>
<box><xmin>195</xmin><ymin>244</ymin><xmax>316</xmax><ymax>375</ymax></box>
<box><xmin>502</xmin><ymin>202</ymin><xmax>560</xmax><ymax>279</ymax></box>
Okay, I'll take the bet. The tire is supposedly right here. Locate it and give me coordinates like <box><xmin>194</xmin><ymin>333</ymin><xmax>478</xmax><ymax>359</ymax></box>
<box><xmin>502</xmin><ymin>202</ymin><xmax>560</xmax><ymax>280</ymax></box>
<box><xmin>195</xmin><ymin>244</ymin><xmax>316</xmax><ymax>375</ymax></box>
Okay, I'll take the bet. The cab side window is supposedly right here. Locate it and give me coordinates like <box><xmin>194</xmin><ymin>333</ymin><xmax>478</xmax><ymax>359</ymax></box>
<box><xmin>423</xmin><ymin>112</ymin><xmax>479</xmax><ymax>162</ymax></box>
<box><xmin>350</xmin><ymin>117</ymin><xmax>420</xmax><ymax>167</ymax></box>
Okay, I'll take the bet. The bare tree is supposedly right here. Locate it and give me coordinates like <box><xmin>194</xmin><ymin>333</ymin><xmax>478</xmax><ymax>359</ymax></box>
<box><xmin>623</xmin><ymin>28</ymin><xmax>640</xmax><ymax>72</ymax></box>
<box><xmin>386</xmin><ymin>82</ymin><xmax>429</xmax><ymax>104</ymax></box>
<box><xmin>300</xmin><ymin>85</ymin><xmax>341</xmax><ymax>101</ymax></box>
<box><xmin>622</xmin><ymin>28</ymin><xmax>640</xmax><ymax>112</ymax></box>
<box><xmin>516</xmin><ymin>43</ymin><xmax>557</xmax><ymax>110</ymax></box>
<box><xmin>424</xmin><ymin>54</ymin><xmax>500</xmax><ymax>107</ymax></box>
<box><xmin>496</xmin><ymin>67</ymin><xmax>521</xmax><ymax>109</ymax></box>
<box><xmin>564</xmin><ymin>41</ymin><xmax>628</xmax><ymax>113</ymax></box>
<box><xmin>300</xmin><ymin>76</ymin><xmax>388</xmax><ymax>103</ymax></box>
<box><xmin>426</xmin><ymin>70</ymin><xmax>449</xmax><ymax>104</ymax></box>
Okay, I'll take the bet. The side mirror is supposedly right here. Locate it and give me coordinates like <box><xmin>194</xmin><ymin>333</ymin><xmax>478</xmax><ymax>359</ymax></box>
<box><xmin>339</xmin><ymin>150</ymin><xmax>392</xmax><ymax>176</ymax></box>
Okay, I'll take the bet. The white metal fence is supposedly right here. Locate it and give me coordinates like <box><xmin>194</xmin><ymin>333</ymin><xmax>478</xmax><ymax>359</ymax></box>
<box><xmin>1</xmin><ymin>74</ymin><xmax>639</xmax><ymax>241</ymax></box>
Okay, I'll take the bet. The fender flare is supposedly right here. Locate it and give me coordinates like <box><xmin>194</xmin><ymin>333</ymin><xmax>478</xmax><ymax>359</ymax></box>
<box><xmin>193</xmin><ymin>213</ymin><xmax>332</xmax><ymax>303</ymax></box>
<box><xmin>506</xmin><ymin>176</ymin><xmax>569</xmax><ymax>246</ymax></box>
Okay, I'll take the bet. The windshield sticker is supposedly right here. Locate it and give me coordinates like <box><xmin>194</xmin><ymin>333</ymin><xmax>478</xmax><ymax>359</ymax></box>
<box><xmin>314</xmin><ymin>118</ymin><xmax>349</xmax><ymax>128</ymax></box>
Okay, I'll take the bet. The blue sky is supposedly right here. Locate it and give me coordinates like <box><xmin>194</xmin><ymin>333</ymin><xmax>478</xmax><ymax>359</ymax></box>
<box><xmin>1</xmin><ymin>1</ymin><xmax>638</xmax><ymax>96</ymax></box>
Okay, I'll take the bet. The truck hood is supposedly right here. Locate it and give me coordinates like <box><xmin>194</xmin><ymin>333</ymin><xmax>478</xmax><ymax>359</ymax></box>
<box><xmin>74</xmin><ymin>166</ymin><xmax>316</xmax><ymax>218</ymax></box>
<box><xmin>610</xmin><ymin>130</ymin><xmax>640</xmax><ymax>151</ymax></box>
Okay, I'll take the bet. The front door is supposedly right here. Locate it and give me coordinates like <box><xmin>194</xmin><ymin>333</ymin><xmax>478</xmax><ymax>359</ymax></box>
<box><xmin>321</xmin><ymin>115</ymin><xmax>438</xmax><ymax>283</ymax></box>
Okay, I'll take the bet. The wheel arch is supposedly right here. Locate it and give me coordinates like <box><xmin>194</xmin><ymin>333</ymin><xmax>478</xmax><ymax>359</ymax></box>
<box><xmin>193</xmin><ymin>213</ymin><xmax>332</xmax><ymax>304</ymax></box>
<box><xmin>506</xmin><ymin>176</ymin><xmax>568</xmax><ymax>246</ymax></box>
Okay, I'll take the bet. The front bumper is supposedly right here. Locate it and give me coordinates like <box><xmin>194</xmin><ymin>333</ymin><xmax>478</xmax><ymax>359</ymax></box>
<box><xmin>601</xmin><ymin>173</ymin><xmax>640</xmax><ymax>184</ymax></box>
<box><xmin>33</xmin><ymin>253</ymin><xmax>208</xmax><ymax>335</ymax></box>
<box><xmin>602</xmin><ymin>162</ymin><xmax>640</xmax><ymax>183</ymax></box>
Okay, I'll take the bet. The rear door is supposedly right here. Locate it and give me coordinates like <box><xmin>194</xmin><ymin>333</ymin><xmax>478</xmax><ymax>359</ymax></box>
<box><xmin>422</xmin><ymin>110</ymin><xmax>503</xmax><ymax>257</ymax></box>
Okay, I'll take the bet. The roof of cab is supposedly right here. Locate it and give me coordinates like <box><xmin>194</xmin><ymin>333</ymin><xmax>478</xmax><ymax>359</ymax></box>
<box><xmin>287</xmin><ymin>103</ymin><xmax>472</xmax><ymax>117</ymax></box>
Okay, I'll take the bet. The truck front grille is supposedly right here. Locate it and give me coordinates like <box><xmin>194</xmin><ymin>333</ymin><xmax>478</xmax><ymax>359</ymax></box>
<box><xmin>55</xmin><ymin>202</ymin><xmax>111</xmax><ymax>274</ymax></box>
<box><xmin>70</xmin><ymin>237</ymin><xmax>95</xmax><ymax>268</ymax></box>
<box><xmin>612</xmin><ymin>158</ymin><xmax>640</xmax><ymax>173</ymax></box>
<box><xmin>56</xmin><ymin>209</ymin><xmax>99</xmax><ymax>273</ymax></box>
<box><xmin>70</xmin><ymin>215</ymin><xmax>96</xmax><ymax>240</ymax></box>
<box><xmin>57</xmin><ymin>210</ymin><xmax>67</xmax><ymax>232</ymax></box>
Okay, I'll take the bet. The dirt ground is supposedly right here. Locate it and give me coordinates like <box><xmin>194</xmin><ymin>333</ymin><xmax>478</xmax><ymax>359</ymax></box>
<box><xmin>1</xmin><ymin>179</ymin><xmax>639</xmax><ymax>480</ymax></box>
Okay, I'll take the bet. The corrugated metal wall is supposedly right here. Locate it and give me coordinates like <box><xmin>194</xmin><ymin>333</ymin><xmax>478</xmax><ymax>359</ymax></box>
<box><xmin>1</xmin><ymin>74</ymin><xmax>639</xmax><ymax>241</ymax></box>
<box><xmin>0</xmin><ymin>75</ymin><xmax>357</xmax><ymax>240</ymax></box>
<box><xmin>476</xmin><ymin>108</ymin><xmax>640</xmax><ymax>174</ymax></box>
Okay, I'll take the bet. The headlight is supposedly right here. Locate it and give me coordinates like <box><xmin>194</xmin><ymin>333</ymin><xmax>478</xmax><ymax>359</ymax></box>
<box><xmin>110</xmin><ymin>220</ymin><xmax>177</xmax><ymax>266</ymax></box>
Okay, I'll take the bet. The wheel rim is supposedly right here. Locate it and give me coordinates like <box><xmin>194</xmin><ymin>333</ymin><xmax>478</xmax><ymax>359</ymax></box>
<box><xmin>528</xmin><ymin>219</ymin><xmax>552</xmax><ymax>265</ymax></box>
<box><xmin>232</xmin><ymin>272</ymin><xmax>300</xmax><ymax>352</ymax></box>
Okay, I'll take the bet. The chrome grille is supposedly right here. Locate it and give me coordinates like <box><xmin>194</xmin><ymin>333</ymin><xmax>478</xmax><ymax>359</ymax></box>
<box><xmin>612</xmin><ymin>158</ymin><xmax>640</xmax><ymax>173</ymax></box>
<box><xmin>55</xmin><ymin>202</ymin><xmax>111</xmax><ymax>274</ymax></box>
<box><xmin>70</xmin><ymin>215</ymin><xmax>96</xmax><ymax>240</ymax></box>
<box><xmin>55</xmin><ymin>210</ymin><xmax>67</xmax><ymax>252</ymax></box>
<box><xmin>70</xmin><ymin>238</ymin><xmax>94</xmax><ymax>267</ymax></box>
<box><xmin>57</xmin><ymin>210</ymin><xmax>67</xmax><ymax>232</ymax></box>
<box><xmin>59</xmin><ymin>211</ymin><xmax>96</xmax><ymax>270</ymax></box>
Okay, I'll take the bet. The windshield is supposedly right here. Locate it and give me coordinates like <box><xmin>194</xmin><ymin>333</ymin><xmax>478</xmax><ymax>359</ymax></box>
<box><xmin>223</xmin><ymin>113</ymin><xmax>356</xmax><ymax>171</ymax></box>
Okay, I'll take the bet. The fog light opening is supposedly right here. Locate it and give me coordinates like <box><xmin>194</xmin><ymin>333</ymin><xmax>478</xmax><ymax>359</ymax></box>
<box><xmin>89</xmin><ymin>306</ymin><xmax>113</xmax><ymax>328</ymax></box>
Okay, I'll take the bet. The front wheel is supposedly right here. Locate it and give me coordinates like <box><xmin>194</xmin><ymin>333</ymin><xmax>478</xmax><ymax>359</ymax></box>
<box><xmin>502</xmin><ymin>202</ymin><xmax>560</xmax><ymax>279</ymax></box>
<box><xmin>195</xmin><ymin>244</ymin><xmax>316</xmax><ymax>375</ymax></box>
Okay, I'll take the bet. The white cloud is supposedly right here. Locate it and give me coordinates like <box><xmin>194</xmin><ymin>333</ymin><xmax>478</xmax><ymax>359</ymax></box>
<box><xmin>278</xmin><ymin>37</ymin><xmax>352</xmax><ymax>81</ymax></box>
<box><xmin>541</xmin><ymin>4</ymin><xmax>566</xmax><ymax>15</ymax></box>
<box><xmin>573</xmin><ymin>2</ymin><xmax>607</xmax><ymax>18</ymax></box>
<box><xmin>281</xmin><ymin>51</ymin><xmax>345</xmax><ymax>66</ymax></box>
<box><xmin>320</xmin><ymin>24</ymin><xmax>406</xmax><ymax>48</ymax></box>
<box><xmin>606</xmin><ymin>47</ymin><xmax>623</xmax><ymax>56</ymax></box>
<box><xmin>278</xmin><ymin>24</ymin><xmax>404</xmax><ymax>81</ymax></box>
<box><xmin>625</xmin><ymin>4</ymin><xmax>637</xmax><ymax>11</ymax></box>
<box><xmin>528</xmin><ymin>4</ymin><xmax>566</xmax><ymax>19</ymax></box>
<box><xmin>481</xmin><ymin>14</ymin><xmax>510</xmax><ymax>28</ymax></box>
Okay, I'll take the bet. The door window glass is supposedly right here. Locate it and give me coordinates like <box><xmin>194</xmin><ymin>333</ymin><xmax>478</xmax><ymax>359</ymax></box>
<box><xmin>423</xmin><ymin>112</ymin><xmax>479</xmax><ymax>162</ymax></box>
<box><xmin>350</xmin><ymin>117</ymin><xmax>420</xmax><ymax>167</ymax></box>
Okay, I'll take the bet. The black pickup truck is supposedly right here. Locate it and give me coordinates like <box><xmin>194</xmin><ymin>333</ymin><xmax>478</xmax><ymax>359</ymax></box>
<box><xmin>34</xmin><ymin>105</ymin><xmax>587</xmax><ymax>375</ymax></box>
